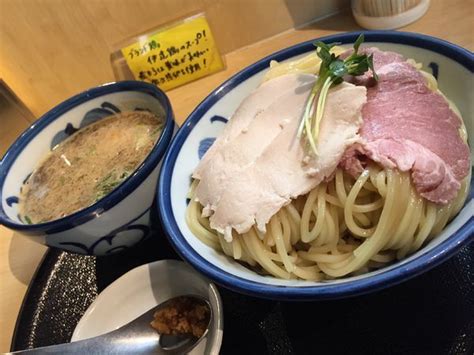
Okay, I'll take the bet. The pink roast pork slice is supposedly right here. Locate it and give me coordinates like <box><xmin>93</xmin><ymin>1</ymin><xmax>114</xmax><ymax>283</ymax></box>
<box><xmin>340</xmin><ymin>47</ymin><xmax>470</xmax><ymax>204</ymax></box>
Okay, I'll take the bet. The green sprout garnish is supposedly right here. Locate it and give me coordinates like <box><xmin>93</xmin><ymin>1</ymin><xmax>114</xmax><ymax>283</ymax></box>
<box><xmin>297</xmin><ymin>34</ymin><xmax>378</xmax><ymax>155</ymax></box>
<box><xmin>94</xmin><ymin>170</ymin><xmax>131</xmax><ymax>202</ymax></box>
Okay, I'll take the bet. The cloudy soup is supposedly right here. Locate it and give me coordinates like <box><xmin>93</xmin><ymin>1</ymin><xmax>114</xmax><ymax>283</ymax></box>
<box><xmin>19</xmin><ymin>111</ymin><xmax>164</xmax><ymax>224</ymax></box>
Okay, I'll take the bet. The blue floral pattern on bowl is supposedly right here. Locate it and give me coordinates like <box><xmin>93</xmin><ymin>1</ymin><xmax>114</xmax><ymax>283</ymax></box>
<box><xmin>197</xmin><ymin>115</ymin><xmax>228</xmax><ymax>159</ymax></box>
<box><xmin>59</xmin><ymin>208</ymin><xmax>151</xmax><ymax>255</ymax></box>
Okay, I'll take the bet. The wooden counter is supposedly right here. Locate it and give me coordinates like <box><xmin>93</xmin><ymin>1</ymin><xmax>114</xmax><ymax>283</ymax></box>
<box><xmin>1</xmin><ymin>1</ymin><xmax>473</xmax><ymax>351</ymax></box>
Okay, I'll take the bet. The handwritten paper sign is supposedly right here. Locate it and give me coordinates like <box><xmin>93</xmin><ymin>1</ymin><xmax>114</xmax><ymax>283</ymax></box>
<box><xmin>121</xmin><ymin>14</ymin><xmax>224</xmax><ymax>91</ymax></box>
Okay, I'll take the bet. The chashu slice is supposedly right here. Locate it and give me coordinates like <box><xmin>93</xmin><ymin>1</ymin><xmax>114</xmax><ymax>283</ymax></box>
<box><xmin>340</xmin><ymin>47</ymin><xmax>470</xmax><ymax>204</ymax></box>
<box><xmin>193</xmin><ymin>73</ymin><xmax>316</xmax><ymax>180</ymax></box>
<box><xmin>194</xmin><ymin>72</ymin><xmax>367</xmax><ymax>241</ymax></box>
<box><xmin>194</xmin><ymin>73</ymin><xmax>316</xmax><ymax>218</ymax></box>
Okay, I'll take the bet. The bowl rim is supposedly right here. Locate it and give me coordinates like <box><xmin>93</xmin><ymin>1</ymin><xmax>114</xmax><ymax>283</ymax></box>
<box><xmin>0</xmin><ymin>80</ymin><xmax>175</xmax><ymax>234</ymax></box>
<box><xmin>158</xmin><ymin>31</ymin><xmax>474</xmax><ymax>300</ymax></box>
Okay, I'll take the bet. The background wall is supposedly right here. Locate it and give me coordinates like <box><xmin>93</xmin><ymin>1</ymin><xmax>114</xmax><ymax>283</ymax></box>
<box><xmin>0</xmin><ymin>0</ymin><xmax>348</xmax><ymax>119</ymax></box>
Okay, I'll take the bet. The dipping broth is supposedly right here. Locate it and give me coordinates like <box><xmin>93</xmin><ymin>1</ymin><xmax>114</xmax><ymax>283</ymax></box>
<box><xmin>19</xmin><ymin>111</ymin><xmax>164</xmax><ymax>224</ymax></box>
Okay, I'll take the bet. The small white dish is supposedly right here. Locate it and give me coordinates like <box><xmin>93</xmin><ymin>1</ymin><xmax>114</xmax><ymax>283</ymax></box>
<box><xmin>71</xmin><ymin>259</ymin><xmax>224</xmax><ymax>354</ymax></box>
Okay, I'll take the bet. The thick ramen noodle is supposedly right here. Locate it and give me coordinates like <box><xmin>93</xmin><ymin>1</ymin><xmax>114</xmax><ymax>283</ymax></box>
<box><xmin>186</xmin><ymin>48</ymin><xmax>471</xmax><ymax>281</ymax></box>
<box><xmin>19</xmin><ymin>111</ymin><xmax>164</xmax><ymax>224</ymax></box>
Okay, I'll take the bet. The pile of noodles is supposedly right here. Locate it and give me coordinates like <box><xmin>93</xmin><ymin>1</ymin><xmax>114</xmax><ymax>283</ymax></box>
<box><xmin>186</xmin><ymin>49</ymin><xmax>470</xmax><ymax>280</ymax></box>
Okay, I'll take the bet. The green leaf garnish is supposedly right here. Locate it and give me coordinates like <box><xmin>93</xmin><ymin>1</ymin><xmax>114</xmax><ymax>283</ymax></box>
<box><xmin>94</xmin><ymin>170</ymin><xmax>132</xmax><ymax>202</ymax></box>
<box><xmin>368</xmin><ymin>54</ymin><xmax>378</xmax><ymax>81</ymax></box>
<box><xmin>24</xmin><ymin>215</ymin><xmax>33</xmax><ymax>224</ymax></box>
<box><xmin>353</xmin><ymin>33</ymin><xmax>364</xmax><ymax>53</ymax></box>
<box><xmin>297</xmin><ymin>34</ymin><xmax>378</xmax><ymax>155</ymax></box>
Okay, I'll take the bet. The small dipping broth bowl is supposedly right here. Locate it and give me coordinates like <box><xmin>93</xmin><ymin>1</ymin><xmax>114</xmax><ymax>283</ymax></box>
<box><xmin>158</xmin><ymin>31</ymin><xmax>473</xmax><ymax>300</ymax></box>
<box><xmin>0</xmin><ymin>81</ymin><xmax>174</xmax><ymax>256</ymax></box>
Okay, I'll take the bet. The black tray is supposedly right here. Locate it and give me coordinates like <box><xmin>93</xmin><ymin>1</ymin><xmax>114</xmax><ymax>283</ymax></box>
<box><xmin>11</xmin><ymin>223</ymin><xmax>474</xmax><ymax>355</ymax></box>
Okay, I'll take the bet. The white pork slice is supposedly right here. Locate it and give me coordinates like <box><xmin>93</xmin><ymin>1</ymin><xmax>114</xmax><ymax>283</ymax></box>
<box><xmin>206</xmin><ymin>81</ymin><xmax>367</xmax><ymax>241</ymax></box>
<box><xmin>194</xmin><ymin>73</ymin><xmax>316</xmax><ymax>217</ymax></box>
<box><xmin>193</xmin><ymin>73</ymin><xmax>316</xmax><ymax>179</ymax></box>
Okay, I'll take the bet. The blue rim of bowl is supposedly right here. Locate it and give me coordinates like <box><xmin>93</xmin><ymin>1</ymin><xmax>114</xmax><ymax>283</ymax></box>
<box><xmin>0</xmin><ymin>81</ymin><xmax>174</xmax><ymax>235</ymax></box>
<box><xmin>158</xmin><ymin>31</ymin><xmax>474</xmax><ymax>300</ymax></box>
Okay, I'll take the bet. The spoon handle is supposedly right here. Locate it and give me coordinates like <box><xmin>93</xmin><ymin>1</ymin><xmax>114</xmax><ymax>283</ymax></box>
<box><xmin>7</xmin><ymin>295</ymin><xmax>211</xmax><ymax>354</ymax></box>
<box><xmin>7</xmin><ymin>333</ymin><xmax>161</xmax><ymax>354</ymax></box>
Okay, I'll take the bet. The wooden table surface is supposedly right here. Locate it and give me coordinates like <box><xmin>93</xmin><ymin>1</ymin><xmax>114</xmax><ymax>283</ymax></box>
<box><xmin>1</xmin><ymin>1</ymin><xmax>473</xmax><ymax>351</ymax></box>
